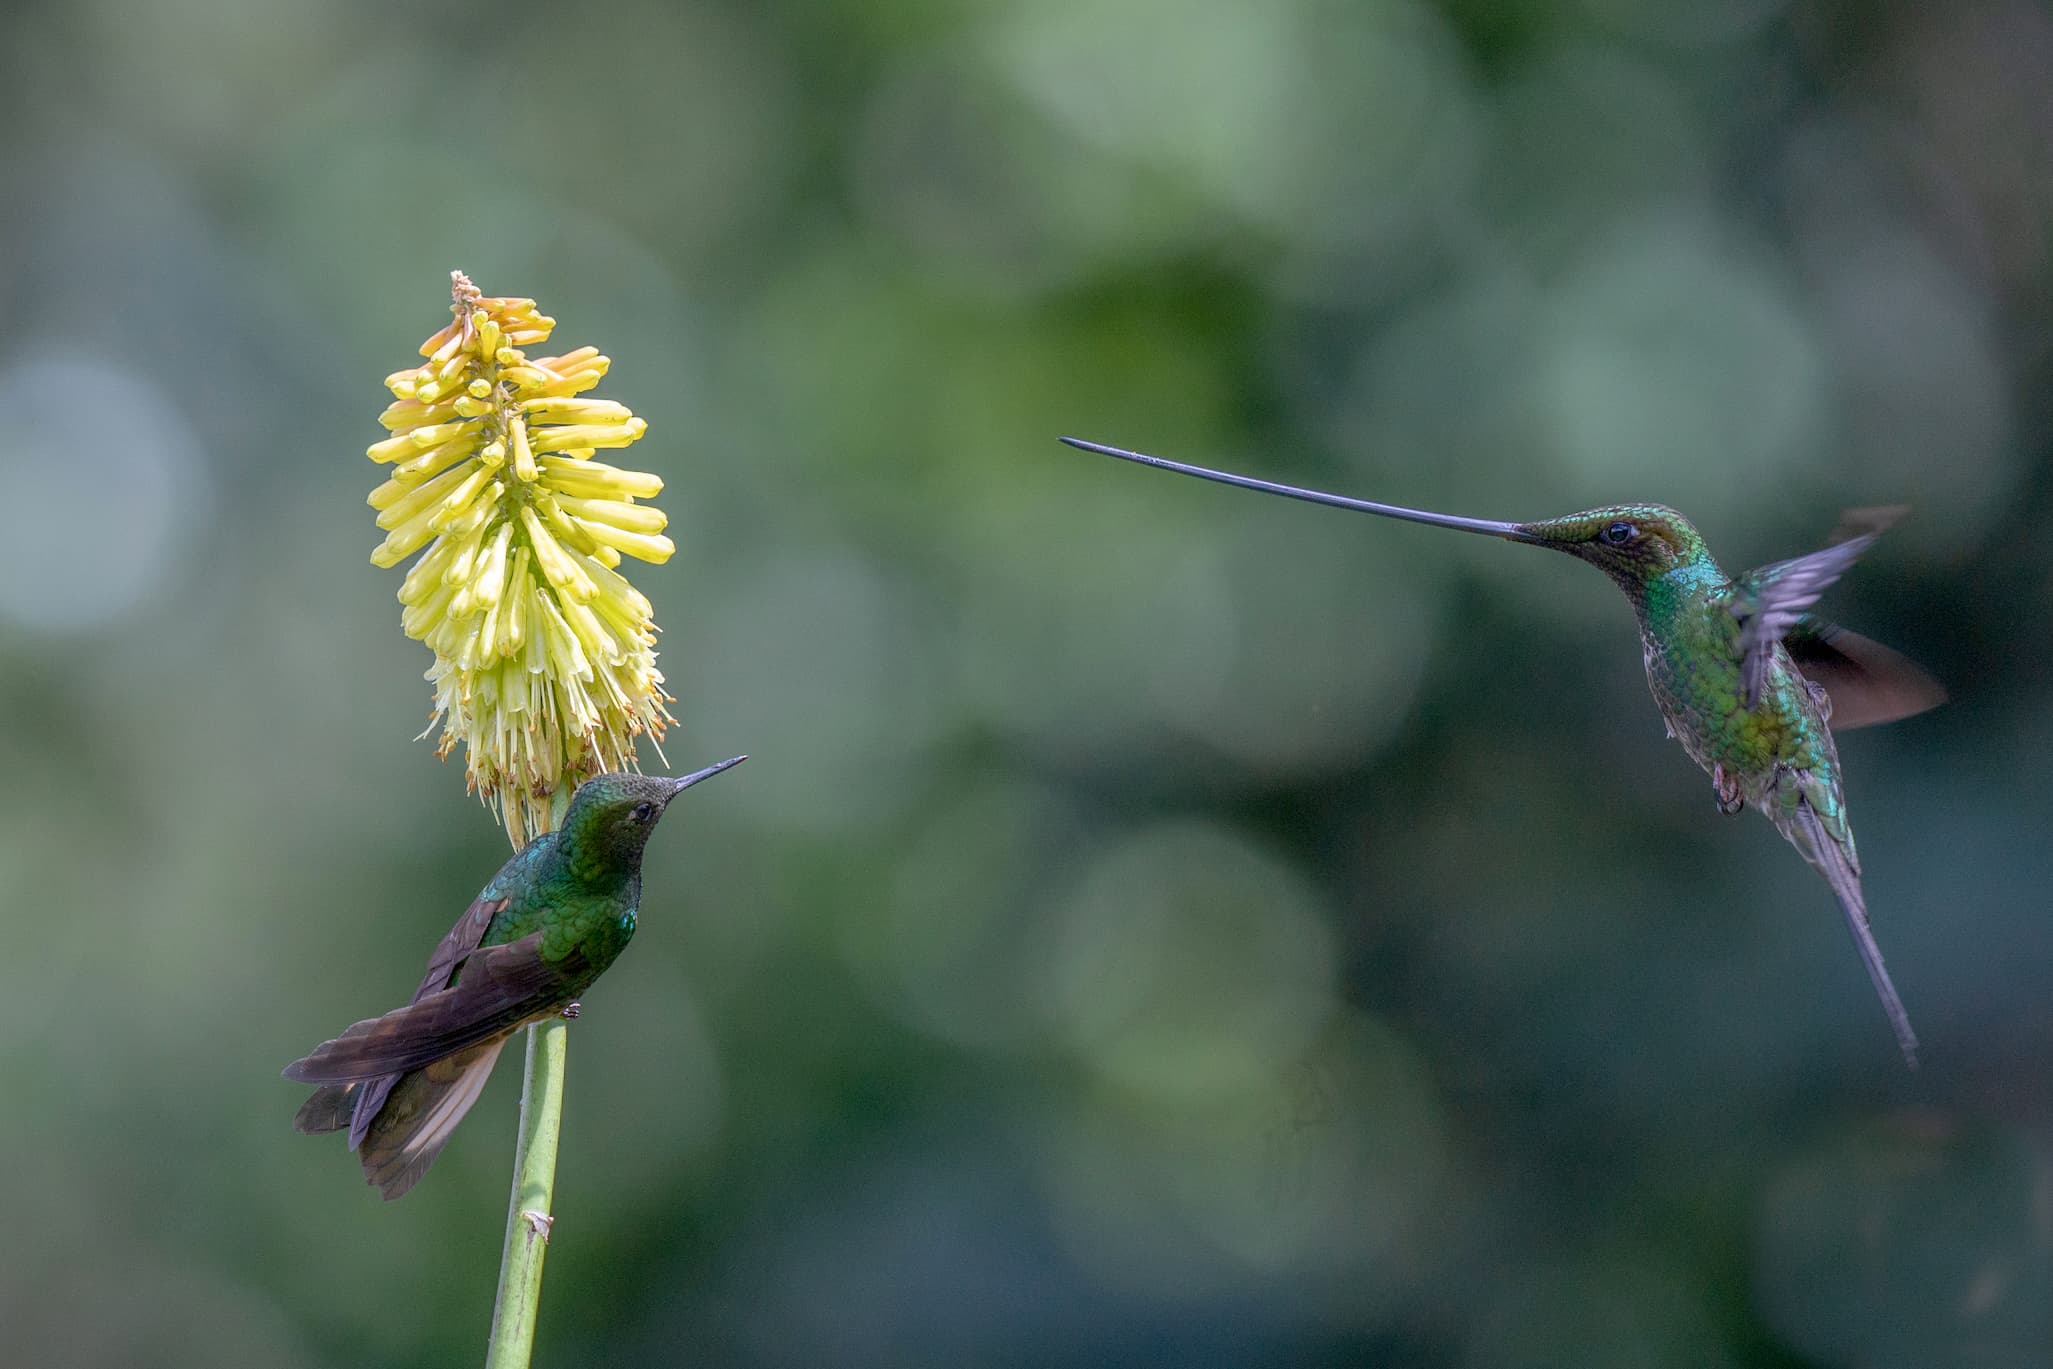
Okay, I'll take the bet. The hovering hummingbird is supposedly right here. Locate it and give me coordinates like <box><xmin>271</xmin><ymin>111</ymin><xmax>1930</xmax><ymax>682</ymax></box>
<box><xmin>285</xmin><ymin>759</ymin><xmax>746</xmax><ymax>1198</ymax></box>
<box><xmin>1061</xmin><ymin>436</ymin><xmax>1945</xmax><ymax>1067</ymax></box>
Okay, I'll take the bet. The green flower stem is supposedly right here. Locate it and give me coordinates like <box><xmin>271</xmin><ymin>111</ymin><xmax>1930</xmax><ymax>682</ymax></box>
<box><xmin>484</xmin><ymin>1019</ymin><xmax>568</xmax><ymax>1368</ymax></box>
<box><xmin>486</xmin><ymin>784</ymin><xmax>575</xmax><ymax>1369</ymax></box>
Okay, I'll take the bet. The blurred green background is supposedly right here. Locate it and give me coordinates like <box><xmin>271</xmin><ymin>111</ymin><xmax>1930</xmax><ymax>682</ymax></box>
<box><xmin>3</xmin><ymin>0</ymin><xmax>2050</xmax><ymax>1365</ymax></box>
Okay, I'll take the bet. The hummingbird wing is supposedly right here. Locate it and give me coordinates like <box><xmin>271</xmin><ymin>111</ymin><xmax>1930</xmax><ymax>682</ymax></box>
<box><xmin>1731</xmin><ymin>506</ymin><xmax>1906</xmax><ymax>710</ymax></box>
<box><xmin>282</xmin><ymin>931</ymin><xmax>591</xmax><ymax>1084</ymax></box>
<box><xmin>290</xmin><ymin>893</ymin><xmax>512</xmax><ymax>1142</ymax></box>
<box><xmin>1784</xmin><ymin>619</ymin><xmax>1946</xmax><ymax>729</ymax></box>
<box><xmin>342</xmin><ymin>893</ymin><xmax>514</xmax><ymax>1145</ymax></box>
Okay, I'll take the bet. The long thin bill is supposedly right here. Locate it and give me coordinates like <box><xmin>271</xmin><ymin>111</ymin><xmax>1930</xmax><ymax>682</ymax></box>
<box><xmin>673</xmin><ymin>755</ymin><xmax>748</xmax><ymax>793</ymax></box>
<box><xmin>1059</xmin><ymin>436</ymin><xmax>1535</xmax><ymax>542</ymax></box>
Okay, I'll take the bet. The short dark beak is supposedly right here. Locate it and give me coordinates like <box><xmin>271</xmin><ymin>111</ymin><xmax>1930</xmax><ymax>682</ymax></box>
<box><xmin>671</xmin><ymin>755</ymin><xmax>747</xmax><ymax>796</ymax></box>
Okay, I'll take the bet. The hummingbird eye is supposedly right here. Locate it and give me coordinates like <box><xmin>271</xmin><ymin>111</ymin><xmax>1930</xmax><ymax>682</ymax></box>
<box><xmin>631</xmin><ymin>801</ymin><xmax>655</xmax><ymax>823</ymax></box>
<box><xmin>1601</xmin><ymin>520</ymin><xmax>1637</xmax><ymax>547</ymax></box>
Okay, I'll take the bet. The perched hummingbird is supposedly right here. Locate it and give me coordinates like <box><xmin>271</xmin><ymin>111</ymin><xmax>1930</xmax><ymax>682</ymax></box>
<box><xmin>1061</xmin><ymin>436</ymin><xmax>1945</xmax><ymax>1067</ymax></box>
<box><xmin>285</xmin><ymin>759</ymin><xmax>746</xmax><ymax>1198</ymax></box>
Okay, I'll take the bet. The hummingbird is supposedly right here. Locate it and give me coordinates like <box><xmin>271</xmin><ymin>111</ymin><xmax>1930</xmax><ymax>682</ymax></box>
<box><xmin>1061</xmin><ymin>436</ymin><xmax>1945</xmax><ymax>1067</ymax></box>
<box><xmin>285</xmin><ymin>758</ymin><xmax>746</xmax><ymax>1198</ymax></box>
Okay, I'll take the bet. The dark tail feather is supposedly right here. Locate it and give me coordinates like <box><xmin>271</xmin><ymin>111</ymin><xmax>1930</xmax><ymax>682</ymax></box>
<box><xmin>1791</xmin><ymin>803</ymin><xmax>1920</xmax><ymax>1068</ymax></box>
<box><xmin>294</xmin><ymin>1083</ymin><xmax>360</xmax><ymax>1135</ymax></box>
<box><xmin>348</xmin><ymin>1073</ymin><xmax>404</xmax><ymax>1152</ymax></box>
<box><xmin>356</xmin><ymin>1037</ymin><xmax>509</xmax><ymax>1200</ymax></box>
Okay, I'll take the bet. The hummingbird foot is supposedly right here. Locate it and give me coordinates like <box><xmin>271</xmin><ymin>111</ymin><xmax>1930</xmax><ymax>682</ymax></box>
<box><xmin>1712</xmin><ymin>764</ymin><xmax>1745</xmax><ymax>816</ymax></box>
<box><xmin>559</xmin><ymin>1002</ymin><xmax>582</xmax><ymax>1019</ymax></box>
<box><xmin>520</xmin><ymin>1209</ymin><xmax>555</xmax><ymax>1243</ymax></box>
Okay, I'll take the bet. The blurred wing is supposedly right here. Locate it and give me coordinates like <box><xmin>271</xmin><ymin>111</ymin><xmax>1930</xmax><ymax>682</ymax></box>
<box><xmin>282</xmin><ymin>932</ymin><xmax>588</xmax><ymax>1083</ymax></box>
<box><xmin>1731</xmin><ymin>507</ymin><xmax>1906</xmax><ymax>709</ymax></box>
<box><xmin>1785</xmin><ymin>618</ymin><xmax>1946</xmax><ymax>729</ymax></box>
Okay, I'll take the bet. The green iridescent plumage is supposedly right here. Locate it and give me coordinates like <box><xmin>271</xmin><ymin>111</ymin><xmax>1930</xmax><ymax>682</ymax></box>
<box><xmin>285</xmin><ymin>759</ymin><xmax>745</xmax><ymax>1198</ymax></box>
<box><xmin>1062</xmin><ymin>439</ymin><xmax>1944</xmax><ymax>1067</ymax></box>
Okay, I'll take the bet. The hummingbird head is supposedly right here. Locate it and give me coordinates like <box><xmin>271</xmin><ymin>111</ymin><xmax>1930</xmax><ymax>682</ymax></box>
<box><xmin>1517</xmin><ymin>504</ymin><xmax>1713</xmax><ymax>591</ymax></box>
<box><xmin>560</xmin><ymin>757</ymin><xmax>747</xmax><ymax>870</ymax></box>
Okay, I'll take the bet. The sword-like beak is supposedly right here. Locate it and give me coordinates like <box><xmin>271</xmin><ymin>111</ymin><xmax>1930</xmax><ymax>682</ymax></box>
<box><xmin>1059</xmin><ymin>437</ymin><xmax>1540</xmax><ymax>543</ymax></box>
<box><xmin>671</xmin><ymin>755</ymin><xmax>748</xmax><ymax>796</ymax></box>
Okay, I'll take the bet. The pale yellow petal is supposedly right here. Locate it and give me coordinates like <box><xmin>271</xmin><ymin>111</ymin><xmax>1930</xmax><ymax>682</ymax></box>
<box><xmin>554</xmin><ymin>493</ymin><xmax>667</xmax><ymax>535</ymax></box>
<box><xmin>538</xmin><ymin>455</ymin><xmax>663</xmax><ymax>500</ymax></box>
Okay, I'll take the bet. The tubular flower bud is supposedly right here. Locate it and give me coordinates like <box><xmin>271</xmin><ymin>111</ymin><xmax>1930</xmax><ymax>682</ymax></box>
<box><xmin>366</xmin><ymin>270</ymin><xmax>677</xmax><ymax>845</ymax></box>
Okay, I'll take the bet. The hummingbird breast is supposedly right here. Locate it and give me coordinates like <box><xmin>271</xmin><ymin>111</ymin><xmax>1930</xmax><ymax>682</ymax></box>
<box><xmin>1634</xmin><ymin>577</ymin><xmax>1831</xmax><ymax>802</ymax></box>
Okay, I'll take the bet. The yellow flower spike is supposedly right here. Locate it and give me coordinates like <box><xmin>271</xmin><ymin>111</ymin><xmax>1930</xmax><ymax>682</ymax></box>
<box><xmin>365</xmin><ymin>270</ymin><xmax>673</xmax><ymax>847</ymax></box>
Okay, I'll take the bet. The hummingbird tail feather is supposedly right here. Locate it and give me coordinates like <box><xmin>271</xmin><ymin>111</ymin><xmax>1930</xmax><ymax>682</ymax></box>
<box><xmin>1791</xmin><ymin>803</ymin><xmax>1920</xmax><ymax>1069</ymax></box>
<box><xmin>293</xmin><ymin>1082</ymin><xmax>359</xmax><ymax>1135</ymax></box>
<box><xmin>347</xmin><ymin>1072</ymin><xmax>403</xmax><ymax>1152</ymax></box>
<box><xmin>358</xmin><ymin>1038</ymin><xmax>509</xmax><ymax>1200</ymax></box>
